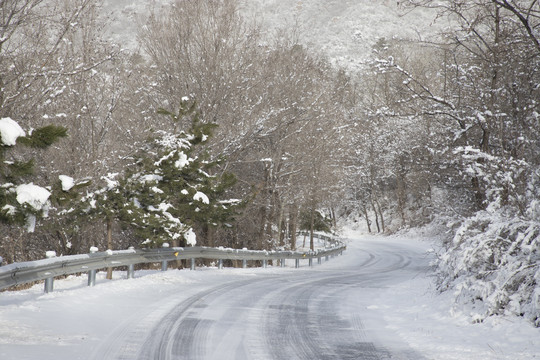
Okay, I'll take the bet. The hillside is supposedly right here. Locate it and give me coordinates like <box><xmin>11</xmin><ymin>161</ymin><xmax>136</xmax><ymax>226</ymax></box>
<box><xmin>102</xmin><ymin>0</ymin><xmax>440</xmax><ymax>69</ymax></box>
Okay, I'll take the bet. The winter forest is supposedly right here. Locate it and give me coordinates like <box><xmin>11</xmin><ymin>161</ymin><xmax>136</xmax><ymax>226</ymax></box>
<box><xmin>0</xmin><ymin>0</ymin><xmax>539</xmax><ymax>326</ymax></box>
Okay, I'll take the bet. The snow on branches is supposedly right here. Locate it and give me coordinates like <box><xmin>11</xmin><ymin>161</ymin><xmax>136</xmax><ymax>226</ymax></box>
<box><xmin>81</xmin><ymin>100</ymin><xmax>242</xmax><ymax>248</ymax></box>
<box><xmin>438</xmin><ymin>211</ymin><xmax>540</xmax><ymax>326</ymax></box>
<box><xmin>0</xmin><ymin>117</ymin><xmax>68</xmax><ymax>232</ymax></box>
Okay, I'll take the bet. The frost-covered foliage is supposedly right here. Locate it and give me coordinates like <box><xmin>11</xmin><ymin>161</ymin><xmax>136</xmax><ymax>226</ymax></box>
<box><xmin>437</xmin><ymin>211</ymin><xmax>540</xmax><ymax>326</ymax></box>
<box><xmin>365</xmin><ymin>1</ymin><xmax>540</xmax><ymax>326</ymax></box>
<box><xmin>451</xmin><ymin>146</ymin><xmax>531</xmax><ymax>213</ymax></box>
<box><xmin>81</xmin><ymin>100</ymin><xmax>242</xmax><ymax>248</ymax></box>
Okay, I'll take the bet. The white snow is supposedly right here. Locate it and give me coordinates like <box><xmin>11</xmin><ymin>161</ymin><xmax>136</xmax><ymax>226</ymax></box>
<box><xmin>140</xmin><ymin>174</ymin><xmax>163</xmax><ymax>183</ymax></box>
<box><xmin>15</xmin><ymin>183</ymin><xmax>51</xmax><ymax>211</ymax></box>
<box><xmin>58</xmin><ymin>175</ymin><xmax>75</xmax><ymax>191</ymax></box>
<box><xmin>102</xmin><ymin>173</ymin><xmax>119</xmax><ymax>190</ymax></box>
<box><xmin>25</xmin><ymin>214</ymin><xmax>37</xmax><ymax>233</ymax></box>
<box><xmin>2</xmin><ymin>204</ymin><xmax>16</xmax><ymax>216</ymax></box>
<box><xmin>0</xmin><ymin>231</ymin><xmax>538</xmax><ymax>359</ymax></box>
<box><xmin>184</xmin><ymin>227</ymin><xmax>197</xmax><ymax>246</ymax></box>
<box><xmin>0</xmin><ymin>117</ymin><xmax>26</xmax><ymax>146</ymax></box>
<box><xmin>175</xmin><ymin>151</ymin><xmax>189</xmax><ymax>169</ymax></box>
<box><xmin>193</xmin><ymin>191</ymin><xmax>209</xmax><ymax>204</ymax></box>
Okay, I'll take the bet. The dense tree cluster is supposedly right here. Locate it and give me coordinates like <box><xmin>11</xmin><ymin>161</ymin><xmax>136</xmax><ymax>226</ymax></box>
<box><xmin>0</xmin><ymin>0</ymin><xmax>349</xmax><ymax>263</ymax></box>
<box><xmin>362</xmin><ymin>0</ymin><xmax>540</xmax><ymax>325</ymax></box>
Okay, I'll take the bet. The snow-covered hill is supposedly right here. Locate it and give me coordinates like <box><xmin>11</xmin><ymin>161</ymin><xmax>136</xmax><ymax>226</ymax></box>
<box><xmin>102</xmin><ymin>0</ymin><xmax>441</xmax><ymax>70</ymax></box>
<box><xmin>240</xmin><ymin>0</ymin><xmax>440</xmax><ymax>69</ymax></box>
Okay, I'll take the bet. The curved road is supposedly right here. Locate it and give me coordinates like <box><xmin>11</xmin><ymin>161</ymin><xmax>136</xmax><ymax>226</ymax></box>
<box><xmin>92</xmin><ymin>238</ymin><xmax>431</xmax><ymax>360</ymax></box>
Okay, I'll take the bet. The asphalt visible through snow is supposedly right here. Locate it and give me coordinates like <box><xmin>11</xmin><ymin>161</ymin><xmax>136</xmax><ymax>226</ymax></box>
<box><xmin>92</xmin><ymin>239</ymin><xmax>430</xmax><ymax>360</ymax></box>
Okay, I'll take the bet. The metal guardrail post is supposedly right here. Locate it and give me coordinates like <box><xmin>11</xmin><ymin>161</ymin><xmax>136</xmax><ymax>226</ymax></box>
<box><xmin>318</xmin><ymin>256</ymin><xmax>322</xmax><ymax>264</ymax></box>
<box><xmin>127</xmin><ymin>247</ymin><xmax>135</xmax><ymax>279</ymax></box>
<box><xmin>0</xmin><ymin>255</ymin><xmax>3</xmax><ymax>267</ymax></box>
<box><xmin>44</xmin><ymin>251</ymin><xmax>56</xmax><ymax>293</ymax></box>
<box><xmin>218</xmin><ymin>259</ymin><xmax>223</xmax><ymax>269</ymax></box>
<box><xmin>242</xmin><ymin>259</ymin><xmax>247</xmax><ymax>268</ymax></box>
<box><xmin>127</xmin><ymin>264</ymin><xmax>135</xmax><ymax>279</ymax></box>
<box><xmin>190</xmin><ymin>258</ymin><xmax>196</xmax><ymax>271</ymax></box>
<box><xmin>325</xmin><ymin>255</ymin><xmax>329</xmax><ymax>261</ymax></box>
<box><xmin>88</xmin><ymin>247</ymin><xmax>98</xmax><ymax>286</ymax></box>
<box><xmin>309</xmin><ymin>258</ymin><xmax>313</xmax><ymax>267</ymax></box>
<box><xmin>161</xmin><ymin>243</ymin><xmax>169</xmax><ymax>271</ymax></box>
<box><xmin>263</xmin><ymin>259</ymin><xmax>267</xmax><ymax>268</ymax></box>
<box><xmin>280</xmin><ymin>259</ymin><xmax>285</xmax><ymax>267</ymax></box>
<box><xmin>295</xmin><ymin>259</ymin><xmax>300</xmax><ymax>268</ymax></box>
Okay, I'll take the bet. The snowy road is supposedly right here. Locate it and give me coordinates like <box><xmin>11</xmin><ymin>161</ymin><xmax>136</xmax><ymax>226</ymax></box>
<box><xmin>89</xmin><ymin>239</ymin><xmax>429</xmax><ymax>360</ymax></box>
<box><xmin>2</xmin><ymin>232</ymin><xmax>538</xmax><ymax>360</ymax></box>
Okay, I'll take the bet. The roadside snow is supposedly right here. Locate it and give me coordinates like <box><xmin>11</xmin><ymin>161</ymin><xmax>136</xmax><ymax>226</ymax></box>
<box><xmin>0</xmin><ymin>230</ymin><xmax>538</xmax><ymax>359</ymax></box>
<box><xmin>341</xmin><ymin>226</ymin><xmax>540</xmax><ymax>359</ymax></box>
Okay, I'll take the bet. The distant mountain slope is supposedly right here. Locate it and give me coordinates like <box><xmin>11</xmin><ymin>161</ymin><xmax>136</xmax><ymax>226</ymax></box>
<box><xmin>240</xmin><ymin>0</ymin><xmax>440</xmax><ymax>69</ymax></box>
<box><xmin>102</xmin><ymin>0</ymin><xmax>440</xmax><ymax>69</ymax></box>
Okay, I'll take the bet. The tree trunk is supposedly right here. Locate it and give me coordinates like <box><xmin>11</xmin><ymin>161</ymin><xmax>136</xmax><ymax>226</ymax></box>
<box><xmin>257</xmin><ymin>205</ymin><xmax>266</xmax><ymax>250</ymax></box>
<box><xmin>309</xmin><ymin>208</ymin><xmax>315</xmax><ymax>251</ymax></box>
<box><xmin>471</xmin><ymin>176</ymin><xmax>486</xmax><ymax>210</ymax></box>
<box><xmin>375</xmin><ymin>198</ymin><xmax>385</xmax><ymax>233</ymax></box>
<box><xmin>207</xmin><ymin>225</ymin><xmax>215</xmax><ymax>248</ymax></box>
<box><xmin>106</xmin><ymin>217</ymin><xmax>113</xmax><ymax>280</ymax></box>
<box><xmin>361</xmin><ymin>202</ymin><xmax>371</xmax><ymax>233</ymax></box>
<box><xmin>277</xmin><ymin>203</ymin><xmax>285</xmax><ymax>247</ymax></box>
<box><xmin>289</xmin><ymin>203</ymin><xmax>298</xmax><ymax>250</ymax></box>
<box><xmin>371</xmin><ymin>199</ymin><xmax>380</xmax><ymax>233</ymax></box>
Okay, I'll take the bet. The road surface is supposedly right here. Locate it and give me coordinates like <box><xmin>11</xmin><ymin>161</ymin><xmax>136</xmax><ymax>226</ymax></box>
<box><xmin>91</xmin><ymin>238</ymin><xmax>431</xmax><ymax>360</ymax></box>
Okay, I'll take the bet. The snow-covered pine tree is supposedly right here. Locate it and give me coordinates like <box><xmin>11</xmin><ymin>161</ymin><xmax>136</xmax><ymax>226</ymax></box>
<box><xmin>83</xmin><ymin>99</ymin><xmax>243</xmax><ymax>250</ymax></box>
<box><xmin>0</xmin><ymin>118</ymin><xmax>67</xmax><ymax>232</ymax></box>
<box><xmin>127</xmin><ymin>99</ymin><xmax>243</xmax><ymax>248</ymax></box>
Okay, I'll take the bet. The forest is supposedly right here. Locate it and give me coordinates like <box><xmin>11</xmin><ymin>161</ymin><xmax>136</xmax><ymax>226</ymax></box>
<box><xmin>0</xmin><ymin>0</ymin><xmax>539</xmax><ymax>325</ymax></box>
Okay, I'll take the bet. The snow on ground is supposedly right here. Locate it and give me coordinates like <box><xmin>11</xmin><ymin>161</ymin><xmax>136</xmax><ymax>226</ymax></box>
<box><xmin>0</xmin><ymin>229</ymin><xmax>538</xmax><ymax>359</ymax></box>
<box><xmin>341</xmin><ymin>225</ymin><xmax>540</xmax><ymax>360</ymax></box>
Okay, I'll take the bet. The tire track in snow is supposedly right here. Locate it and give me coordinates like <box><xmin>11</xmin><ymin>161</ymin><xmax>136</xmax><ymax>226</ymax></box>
<box><xmin>139</xmin><ymin>279</ymin><xmax>262</xmax><ymax>360</ymax></box>
<box><xmin>97</xmin><ymin>241</ymin><xmax>429</xmax><ymax>360</ymax></box>
<box><xmin>260</xmin><ymin>246</ymin><xmax>424</xmax><ymax>359</ymax></box>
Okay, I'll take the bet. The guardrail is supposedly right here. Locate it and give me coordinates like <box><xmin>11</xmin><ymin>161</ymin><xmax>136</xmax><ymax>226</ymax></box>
<box><xmin>0</xmin><ymin>234</ymin><xmax>345</xmax><ymax>293</ymax></box>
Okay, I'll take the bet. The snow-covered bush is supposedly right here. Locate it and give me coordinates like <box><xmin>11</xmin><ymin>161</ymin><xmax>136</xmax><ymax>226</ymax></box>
<box><xmin>437</xmin><ymin>211</ymin><xmax>540</xmax><ymax>326</ymax></box>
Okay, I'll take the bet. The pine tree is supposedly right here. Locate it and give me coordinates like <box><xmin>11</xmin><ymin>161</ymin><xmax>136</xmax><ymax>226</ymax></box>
<box><xmin>0</xmin><ymin>117</ymin><xmax>67</xmax><ymax>231</ymax></box>
<box><xmin>82</xmin><ymin>99</ymin><xmax>244</xmax><ymax>249</ymax></box>
<box><xmin>126</xmin><ymin>99</ymin><xmax>244</xmax><ymax>247</ymax></box>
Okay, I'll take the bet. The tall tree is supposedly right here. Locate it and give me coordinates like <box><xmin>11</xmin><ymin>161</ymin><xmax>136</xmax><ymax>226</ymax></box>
<box><xmin>82</xmin><ymin>100</ymin><xmax>243</xmax><ymax>249</ymax></box>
